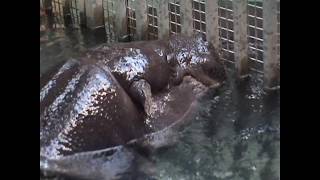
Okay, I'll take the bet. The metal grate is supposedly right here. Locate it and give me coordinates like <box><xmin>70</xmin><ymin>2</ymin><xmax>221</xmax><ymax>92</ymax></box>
<box><xmin>52</xmin><ymin>0</ymin><xmax>65</xmax><ymax>29</ymax></box>
<box><xmin>276</xmin><ymin>1</ymin><xmax>280</xmax><ymax>60</ymax></box>
<box><xmin>70</xmin><ymin>0</ymin><xmax>80</xmax><ymax>28</ymax></box>
<box><xmin>103</xmin><ymin>0</ymin><xmax>116</xmax><ymax>42</ymax></box>
<box><xmin>218</xmin><ymin>0</ymin><xmax>235</xmax><ymax>66</ymax></box>
<box><xmin>99</xmin><ymin>0</ymin><xmax>279</xmax><ymax>77</ymax></box>
<box><xmin>192</xmin><ymin>0</ymin><xmax>206</xmax><ymax>38</ymax></box>
<box><xmin>169</xmin><ymin>0</ymin><xmax>181</xmax><ymax>35</ymax></box>
<box><xmin>147</xmin><ymin>0</ymin><xmax>159</xmax><ymax>40</ymax></box>
<box><xmin>127</xmin><ymin>0</ymin><xmax>137</xmax><ymax>37</ymax></box>
<box><xmin>247</xmin><ymin>0</ymin><xmax>264</xmax><ymax>72</ymax></box>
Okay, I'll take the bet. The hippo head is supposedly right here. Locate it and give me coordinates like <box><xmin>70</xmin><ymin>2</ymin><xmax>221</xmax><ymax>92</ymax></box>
<box><xmin>166</xmin><ymin>34</ymin><xmax>227</xmax><ymax>87</ymax></box>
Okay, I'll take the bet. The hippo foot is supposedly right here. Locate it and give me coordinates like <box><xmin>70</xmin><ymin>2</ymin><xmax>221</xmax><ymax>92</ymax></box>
<box><xmin>130</xmin><ymin>79</ymin><xmax>157</xmax><ymax>116</ymax></box>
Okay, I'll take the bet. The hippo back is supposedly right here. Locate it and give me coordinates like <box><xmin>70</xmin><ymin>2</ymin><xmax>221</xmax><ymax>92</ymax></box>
<box><xmin>87</xmin><ymin>40</ymin><xmax>172</xmax><ymax>93</ymax></box>
<box><xmin>40</xmin><ymin>59</ymin><xmax>148</xmax><ymax>159</ymax></box>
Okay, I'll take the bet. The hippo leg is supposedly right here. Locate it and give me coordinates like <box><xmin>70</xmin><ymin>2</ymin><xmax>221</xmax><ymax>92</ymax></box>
<box><xmin>129</xmin><ymin>79</ymin><xmax>155</xmax><ymax>116</ymax></box>
<box><xmin>190</xmin><ymin>70</ymin><xmax>221</xmax><ymax>89</ymax></box>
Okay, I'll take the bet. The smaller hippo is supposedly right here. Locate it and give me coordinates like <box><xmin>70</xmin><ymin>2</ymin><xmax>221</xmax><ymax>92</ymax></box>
<box><xmin>85</xmin><ymin>34</ymin><xmax>226</xmax><ymax>116</ymax></box>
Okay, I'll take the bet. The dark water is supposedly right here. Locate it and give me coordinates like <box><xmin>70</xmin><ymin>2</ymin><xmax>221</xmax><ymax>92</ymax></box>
<box><xmin>40</xmin><ymin>30</ymin><xmax>280</xmax><ymax>180</ymax></box>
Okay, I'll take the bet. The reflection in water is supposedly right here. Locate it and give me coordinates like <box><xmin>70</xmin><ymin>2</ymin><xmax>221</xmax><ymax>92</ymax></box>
<box><xmin>40</xmin><ymin>30</ymin><xmax>279</xmax><ymax>180</ymax></box>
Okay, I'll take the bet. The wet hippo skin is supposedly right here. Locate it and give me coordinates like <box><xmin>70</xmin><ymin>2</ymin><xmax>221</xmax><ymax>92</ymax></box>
<box><xmin>85</xmin><ymin>34</ymin><xmax>226</xmax><ymax>115</ymax></box>
<box><xmin>40</xmin><ymin>35</ymin><xmax>226</xmax><ymax>178</ymax></box>
<box><xmin>167</xmin><ymin>35</ymin><xmax>226</xmax><ymax>87</ymax></box>
<box><xmin>41</xmin><ymin>76</ymin><xmax>209</xmax><ymax>180</ymax></box>
<box><xmin>40</xmin><ymin>60</ymin><xmax>148</xmax><ymax>158</ymax></box>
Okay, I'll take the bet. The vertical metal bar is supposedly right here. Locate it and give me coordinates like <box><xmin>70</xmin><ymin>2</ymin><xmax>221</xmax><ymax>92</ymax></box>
<box><xmin>86</xmin><ymin>0</ymin><xmax>93</xmax><ymax>28</ymax></box>
<box><xmin>54</xmin><ymin>1</ymin><xmax>58</xmax><ymax>28</ymax></box>
<box><xmin>71</xmin><ymin>0</ymin><xmax>75</xmax><ymax>26</ymax></box>
<box><xmin>181</xmin><ymin>0</ymin><xmax>193</xmax><ymax>36</ymax></box>
<box><xmin>233</xmin><ymin>0</ymin><xmax>249</xmax><ymax>78</ymax></box>
<box><xmin>205</xmin><ymin>0</ymin><xmax>219</xmax><ymax>49</ymax></box>
<box><xmin>59</xmin><ymin>0</ymin><xmax>63</xmax><ymax>26</ymax></box>
<box><xmin>158</xmin><ymin>0</ymin><xmax>169</xmax><ymax>39</ymax></box>
<box><xmin>74</xmin><ymin>0</ymin><xmax>79</xmax><ymax>25</ymax></box>
<box><xmin>263</xmin><ymin>0</ymin><xmax>279</xmax><ymax>89</ymax></box>
<box><xmin>105</xmin><ymin>0</ymin><xmax>113</xmax><ymax>41</ymax></box>
<box><xmin>101</xmin><ymin>0</ymin><xmax>107</xmax><ymax>39</ymax></box>
<box><xmin>135</xmin><ymin>0</ymin><xmax>148</xmax><ymax>40</ymax></box>
<box><xmin>83</xmin><ymin>0</ymin><xmax>87</xmax><ymax>27</ymax></box>
<box><xmin>114</xmin><ymin>0</ymin><xmax>128</xmax><ymax>40</ymax></box>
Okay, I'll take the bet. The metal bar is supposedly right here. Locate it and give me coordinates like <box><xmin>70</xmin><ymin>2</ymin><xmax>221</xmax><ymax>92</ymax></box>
<box><xmin>250</xmin><ymin>68</ymin><xmax>264</xmax><ymax>74</ymax></box>
<box><xmin>219</xmin><ymin>6</ymin><xmax>233</xmax><ymax>12</ymax></box>
<box><xmin>249</xmin><ymin>45</ymin><xmax>263</xmax><ymax>51</ymax></box>
<box><xmin>219</xmin><ymin>27</ymin><xmax>234</xmax><ymax>33</ymax></box>
<box><xmin>101</xmin><ymin>0</ymin><xmax>107</xmax><ymax>39</ymax></box>
<box><xmin>248</xmin><ymin>36</ymin><xmax>263</xmax><ymax>42</ymax></box>
<box><xmin>220</xmin><ymin>37</ymin><xmax>234</xmax><ymax>43</ymax></box>
<box><xmin>205</xmin><ymin>0</ymin><xmax>219</xmax><ymax>48</ymax></box>
<box><xmin>169</xmin><ymin>11</ymin><xmax>180</xmax><ymax>16</ymax></box>
<box><xmin>193</xmin><ymin>8</ymin><xmax>205</xmax><ymax>13</ymax></box>
<box><xmin>114</xmin><ymin>0</ymin><xmax>128</xmax><ymax>39</ymax></box>
<box><xmin>249</xmin><ymin>56</ymin><xmax>264</xmax><ymax>62</ymax></box>
<box><xmin>218</xmin><ymin>16</ymin><xmax>233</xmax><ymax>22</ymax></box>
<box><xmin>248</xmin><ymin>14</ymin><xmax>263</xmax><ymax>20</ymax></box>
<box><xmin>180</xmin><ymin>0</ymin><xmax>193</xmax><ymax>36</ymax></box>
<box><xmin>147</xmin><ymin>14</ymin><xmax>158</xmax><ymax>19</ymax></box>
<box><xmin>70</xmin><ymin>1</ymin><xmax>73</xmax><ymax>23</ymax></box>
<box><xmin>105</xmin><ymin>0</ymin><xmax>112</xmax><ymax>41</ymax></box>
<box><xmin>74</xmin><ymin>0</ymin><xmax>80</xmax><ymax>26</ymax></box>
<box><xmin>233</xmin><ymin>0</ymin><xmax>249</xmax><ymax>78</ymax></box>
<box><xmin>263</xmin><ymin>0</ymin><xmax>279</xmax><ymax>89</ymax></box>
<box><xmin>148</xmin><ymin>24</ymin><xmax>158</xmax><ymax>28</ymax></box>
<box><xmin>248</xmin><ymin>3</ymin><xmax>263</xmax><ymax>9</ymax></box>
<box><xmin>170</xmin><ymin>21</ymin><xmax>181</xmax><ymax>26</ymax></box>
<box><xmin>248</xmin><ymin>24</ymin><xmax>263</xmax><ymax>31</ymax></box>
<box><xmin>221</xmin><ymin>58</ymin><xmax>235</xmax><ymax>64</ymax></box>
<box><xmin>193</xmin><ymin>18</ymin><xmax>205</xmax><ymax>23</ymax></box>
<box><xmin>221</xmin><ymin>48</ymin><xmax>235</xmax><ymax>54</ymax></box>
<box><xmin>135</xmin><ymin>0</ymin><xmax>148</xmax><ymax>40</ymax></box>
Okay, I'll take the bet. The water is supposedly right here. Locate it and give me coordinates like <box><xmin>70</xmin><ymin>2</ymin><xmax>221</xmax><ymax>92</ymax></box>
<box><xmin>40</xmin><ymin>30</ymin><xmax>280</xmax><ymax>180</ymax></box>
<box><xmin>150</xmin><ymin>71</ymin><xmax>280</xmax><ymax>180</ymax></box>
<box><xmin>40</xmin><ymin>28</ymin><xmax>105</xmax><ymax>76</ymax></box>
